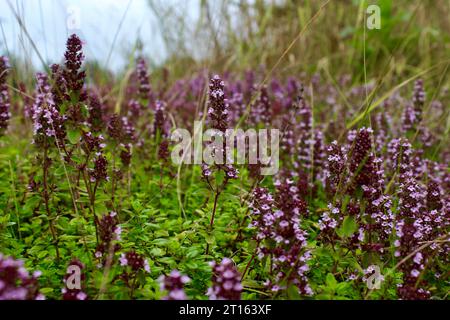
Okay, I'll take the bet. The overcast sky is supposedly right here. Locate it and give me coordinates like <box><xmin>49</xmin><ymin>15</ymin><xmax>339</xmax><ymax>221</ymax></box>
<box><xmin>0</xmin><ymin>0</ymin><xmax>200</xmax><ymax>71</ymax></box>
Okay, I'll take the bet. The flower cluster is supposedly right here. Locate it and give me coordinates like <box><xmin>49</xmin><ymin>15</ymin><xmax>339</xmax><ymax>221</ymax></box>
<box><xmin>295</xmin><ymin>86</ymin><xmax>314</xmax><ymax>171</ymax></box>
<box><xmin>63</xmin><ymin>34</ymin><xmax>86</xmax><ymax>98</ymax></box>
<box><xmin>88</xmin><ymin>94</ymin><xmax>106</xmax><ymax>133</ymax></box>
<box><xmin>0</xmin><ymin>253</ymin><xmax>44</xmax><ymax>300</ymax></box>
<box><xmin>158</xmin><ymin>139</ymin><xmax>170</xmax><ymax>163</ymax></box>
<box><xmin>207</xmin><ymin>258</ymin><xmax>242</xmax><ymax>300</ymax></box>
<box><xmin>249</xmin><ymin>187</ymin><xmax>275</xmax><ymax>241</ymax></box>
<box><xmin>318</xmin><ymin>204</ymin><xmax>339</xmax><ymax>233</ymax></box>
<box><xmin>251</xmin><ymin>86</ymin><xmax>271</xmax><ymax>125</ymax></box>
<box><xmin>119</xmin><ymin>251</ymin><xmax>150</xmax><ymax>273</ymax></box>
<box><xmin>120</xmin><ymin>143</ymin><xmax>132</xmax><ymax>167</ymax></box>
<box><xmin>118</xmin><ymin>250</ymin><xmax>150</xmax><ymax>297</ymax></box>
<box><xmin>154</xmin><ymin>100</ymin><xmax>166</xmax><ymax>136</ymax></box>
<box><xmin>159</xmin><ymin>270</ymin><xmax>190</xmax><ymax>300</ymax></box>
<box><xmin>62</xmin><ymin>260</ymin><xmax>88</xmax><ymax>300</ymax></box>
<box><xmin>349</xmin><ymin>127</ymin><xmax>376</xmax><ymax>188</ymax></box>
<box><xmin>394</xmin><ymin>145</ymin><xmax>431</xmax><ymax>299</ymax></box>
<box><xmin>136</xmin><ymin>57</ymin><xmax>152</xmax><ymax>101</ymax></box>
<box><xmin>208</xmin><ymin>75</ymin><xmax>228</xmax><ymax>133</ymax></box>
<box><xmin>127</xmin><ymin>99</ymin><xmax>142</xmax><ymax>120</ymax></box>
<box><xmin>202</xmin><ymin>75</ymin><xmax>238</xmax><ymax>181</ymax></box>
<box><xmin>31</xmin><ymin>73</ymin><xmax>66</xmax><ymax>147</ymax></box>
<box><xmin>325</xmin><ymin>140</ymin><xmax>345</xmax><ymax>190</ymax></box>
<box><xmin>95</xmin><ymin>211</ymin><xmax>122</xmax><ymax>266</ymax></box>
<box><xmin>50</xmin><ymin>63</ymin><xmax>68</xmax><ymax>106</ymax></box>
<box><xmin>402</xmin><ymin>79</ymin><xmax>425</xmax><ymax>133</ymax></box>
<box><xmin>107</xmin><ymin>113</ymin><xmax>124</xmax><ymax>141</ymax></box>
<box><xmin>0</xmin><ymin>56</ymin><xmax>11</xmax><ymax>135</ymax></box>
<box><xmin>249</xmin><ymin>175</ymin><xmax>312</xmax><ymax>296</ymax></box>
<box><xmin>90</xmin><ymin>152</ymin><xmax>108</xmax><ymax>183</ymax></box>
<box><xmin>82</xmin><ymin>131</ymin><xmax>105</xmax><ymax>154</ymax></box>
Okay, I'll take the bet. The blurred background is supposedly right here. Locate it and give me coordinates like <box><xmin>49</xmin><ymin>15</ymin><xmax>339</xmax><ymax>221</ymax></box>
<box><xmin>0</xmin><ymin>0</ymin><xmax>449</xmax><ymax>85</ymax></box>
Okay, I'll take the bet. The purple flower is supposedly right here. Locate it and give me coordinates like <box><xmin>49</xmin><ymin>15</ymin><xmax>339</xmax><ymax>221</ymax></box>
<box><xmin>90</xmin><ymin>152</ymin><xmax>108</xmax><ymax>183</ymax></box>
<box><xmin>87</xmin><ymin>93</ymin><xmax>106</xmax><ymax>132</ymax></box>
<box><xmin>249</xmin><ymin>174</ymin><xmax>312</xmax><ymax>296</ymax></box>
<box><xmin>207</xmin><ymin>258</ymin><xmax>242</xmax><ymax>300</ymax></box>
<box><xmin>120</xmin><ymin>143</ymin><xmax>132</xmax><ymax>167</ymax></box>
<box><xmin>158</xmin><ymin>139</ymin><xmax>170</xmax><ymax>163</ymax></box>
<box><xmin>0</xmin><ymin>56</ymin><xmax>11</xmax><ymax>135</ymax></box>
<box><xmin>326</xmin><ymin>140</ymin><xmax>345</xmax><ymax>189</ymax></box>
<box><xmin>251</xmin><ymin>86</ymin><xmax>271</xmax><ymax>125</ymax></box>
<box><xmin>107</xmin><ymin>114</ymin><xmax>124</xmax><ymax>141</ymax></box>
<box><xmin>0</xmin><ymin>253</ymin><xmax>44</xmax><ymax>300</ymax></box>
<box><xmin>95</xmin><ymin>211</ymin><xmax>121</xmax><ymax>264</ymax></box>
<box><xmin>208</xmin><ymin>75</ymin><xmax>228</xmax><ymax>133</ymax></box>
<box><xmin>136</xmin><ymin>57</ymin><xmax>152</xmax><ymax>101</ymax></box>
<box><xmin>63</xmin><ymin>34</ymin><xmax>86</xmax><ymax>98</ymax></box>
<box><xmin>159</xmin><ymin>270</ymin><xmax>190</xmax><ymax>300</ymax></box>
<box><xmin>62</xmin><ymin>260</ymin><xmax>88</xmax><ymax>300</ymax></box>
<box><xmin>349</xmin><ymin>127</ymin><xmax>376</xmax><ymax>188</ymax></box>
<box><xmin>154</xmin><ymin>100</ymin><xmax>167</xmax><ymax>136</ymax></box>
<box><xmin>119</xmin><ymin>251</ymin><xmax>149</xmax><ymax>273</ymax></box>
<box><xmin>32</xmin><ymin>73</ymin><xmax>66</xmax><ymax>147</ymax></box>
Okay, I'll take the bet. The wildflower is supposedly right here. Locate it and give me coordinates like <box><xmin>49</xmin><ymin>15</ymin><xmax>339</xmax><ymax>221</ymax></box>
<box><xmin>201</xmin><ymin>163</ymin><xmax>212</xmax><ymax>178</ymax></box>
<box><xmin>207</xmin><ymin>258</ymin><xmax>242</xmax><ymax>300</ymax></box>
<box><xmin>396</xmin><ymin>174</ymin><xmax>430</xmax><ymax>299</ymax></box>
<box><xmin>0</xmin><ymin>56</ymin><xmax>11</xmax><ymax>135</ymax></box>
<box><xmin>412</xmin><ymin>79</ymin><xmax>425</xmax><ymax>124</ymax></box>
<box><xmin>136</xmin><ymin>57</ymin><xmax>152</xmax><ymax>101</ymax></box>
<box><xmin>107</xmin><ymin>114</ymin><xmax>123</xmax><ymax>141</ymax></box>
<box><xmin>249</xmin><ymin>187</ymin><xmax>275</xmax><ymax>241</ymax></box>
<box><xmin>318</xmin><ymin>208</ymin><xmax>338</xmax><ymax>232</ymax></box>
<box><xmin>127</xmin><ymin>99</ymin><xmax>142</xmax><ymax>120</ymax></box>
<box><xmin>204</xmin><ymin>75</ymin><xmax>238</xmax><ymax>179</ymax></box>
<box><xmin>120</xmin><ymin>143</ymin><xmax>132</xmax><ymax>167</ymax></box>
<box><xmin>296</xmin><ymin>86</ymin><xmax>314</xmax><ymax>170</ymax></box>
<box><xmin>63</xmin><ymin>34</ymin><xmax>86</xmax><ymax>99</ymax></box>
<box><xmin>0</xmin><ymin>253</ymin><xmax>44</xmax><ymax>300</ymax></box>
<box><xmin>251</xmin><ymin>86</ymin><xmax>271</xmax><ymax>125</ymax></box>
<box><xmin>154</xmin><ymin>100</ymin><xmax>166</xmax><ymax>136</ymax></box>
<box><xmin>208</xmin><ymin>75</ymin><xmax>228</xmax><ymax>133</ymax></box>
<box><xmin>81</xmin><ymin>131</ymin><xmax>105</xmax><ymax>154</ymax></box>
<box><xmin>326</xmin><ymin>140</ymin><xmax>345</xmax><ymax>188</ymax></box>
<box><xmin>50</xmin><ymin>63</ymin><xmax>68</xmax><ymax>106</ymax></box>
<box><xmin>119</xmin><ymin>251</ymin><xmax>150</xmax><ymax>273</ymax></box>
<box><xmin>90</xmin><ymin>152</ymin><xmax>108</xmax><ymax>182</ymax></box>
<box><xmin>32</xmin><ymin>73</ymin><xmax>66</xmax><ymax>147</ymax></box>
<box><xmin>87</xmin><ymin>93</ymin><xmax>105</xmax><ymax>132</ymax></box>
<box><xmin>62</xmin><ymin>260</ymin><xmax>88</xmax><ymax>300</ymax></box>
<box><xmin>121</xmin><ymin>116</ymin><xmax>136</xmax><ymax>143</ymax></box>
<box><xmin>349</xmin><ymin>127</ymin><xmax>376</xmax><ymax>187</ymax></box>
<box><xmin>159</xmin><ymin>270</ymin><xmax>190</xmax><ymax>300</ymax></box>
<box><xmin>95</xmin><ymin>211</ymin><xmax>121</xmax><ymax>262</ymax></box>
<box><xmin>402</xmin><ymin>79</ymin><xmax>425</xmax><ymax>133</ymax></box>
<box><xmin>249</xmin><ymin>174</ymin><xmax>312</xmax><ymax>295</ymax></box>
<box><xmin>158</xmin><ymin>139</ymin><xmax>170</xmax><ymax>163</ymax></box>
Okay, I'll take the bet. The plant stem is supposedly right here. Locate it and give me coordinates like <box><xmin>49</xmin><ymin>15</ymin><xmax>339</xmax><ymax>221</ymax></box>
<box><xmin>205</xmin><ymin>190</ymin><xmax>221</xmax><ymax>255</ymax></box>
<box><xmin>209</xmin><ymin>191</ymin><xmax>221</xmax><ymax>228</ymax></box>
<box><xmin>8</xmin><ymin>160</ymin><xmax>21</xmax><ymax>240</ymax></box>
<box><xmin>43</xmin><ymin>143</ymin><xmax>60</xmax><ymax>261</ymax></box>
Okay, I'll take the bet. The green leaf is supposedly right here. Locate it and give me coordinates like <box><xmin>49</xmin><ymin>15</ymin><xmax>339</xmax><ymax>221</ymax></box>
<box><xmin>40</xmin><ymin>288</ymin><xmax>54</xmax><ymax>294</ymax></box>
<box><xmin>326</xmin><ymin>273</ymin><xmax>337</xmax><ymax>289</ymax></box>
<box><xmin>339</xmin><ymin>216</ymin><xmax>357</xmax><ymax>238</ymax></box>
<box><xmin>287</xmin><ymin>284</ymin><xmax>302</xmax><ymax>300</ymax></box>
<box><xmin>150</xmin><ymin>248</ymin><xmax>164</xmax><ymax>257</ymax></box>
<box><xmin>67</xmin><ymin>129</ymin><xmax>81</xmax><ymax>144</ymax></box>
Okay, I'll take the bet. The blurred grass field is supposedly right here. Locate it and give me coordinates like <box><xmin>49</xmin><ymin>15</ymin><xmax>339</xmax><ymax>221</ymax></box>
<box><xmin>148</xmin><ymin>0</ymin><xmax>449</xmax><ymax>84</ymax></box>
<box><xmin>2</xmin><ymin>0</ymin><xmax>450</xmax><ymax>149</ymax></box>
